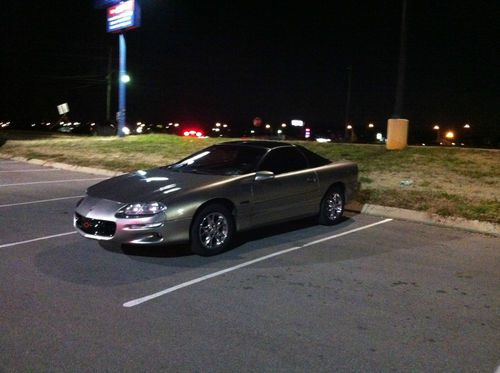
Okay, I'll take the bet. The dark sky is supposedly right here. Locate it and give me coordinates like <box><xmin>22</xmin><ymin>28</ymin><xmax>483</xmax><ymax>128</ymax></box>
<box><xmin>1</xmin><ymin>0</ymin><xmax>499</xmax><ymax>138</ymax></box>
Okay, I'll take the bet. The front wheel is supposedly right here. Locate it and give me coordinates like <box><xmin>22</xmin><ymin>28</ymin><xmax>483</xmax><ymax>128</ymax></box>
<box><xmin>318</xmin><ymin>186</ymin><xmax>345</xmax><ymax>225</ymax></box>
<box><xmin>190</xmin><ymin>204</ymin><xmax>235</xmax><ymax>256</ymax></box>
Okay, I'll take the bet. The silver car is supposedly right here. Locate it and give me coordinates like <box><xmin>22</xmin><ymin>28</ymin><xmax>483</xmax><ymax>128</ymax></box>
<box><xmin>74</xmin><ymin>141</ymin><xmax>358</xmax><ymax>256</ymax></box>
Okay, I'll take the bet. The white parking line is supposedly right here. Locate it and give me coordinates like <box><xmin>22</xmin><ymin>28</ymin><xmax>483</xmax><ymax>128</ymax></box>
<box><xmin>0</xmin><ymin>231</ymin><xmax>77</xmax><ymax>249</ymax></box>
<box><xmin>123</xmin><ymin>218</ymin><xmax>393</xmax><ymax>308</ymax></box>
<box><xmin>0</xmin><ymin>178</ymin><xmax>105</xmax><ymax>187</ymax></box>
<box><xmin>0</xmin><ymin>195</ymin><xmax>84</xmax><ymax>208</ymax></box>
<box><xmin>0</xmin><ymin>169</ymin><xmax>59</xmax><ymax>173</ymax></box>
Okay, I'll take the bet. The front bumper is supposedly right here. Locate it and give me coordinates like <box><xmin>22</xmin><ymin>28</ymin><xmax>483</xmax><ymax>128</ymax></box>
<box><xmin>74</xmin><ymin>196</ymin><xmax>190</xmax><ymax>245</ymax></box>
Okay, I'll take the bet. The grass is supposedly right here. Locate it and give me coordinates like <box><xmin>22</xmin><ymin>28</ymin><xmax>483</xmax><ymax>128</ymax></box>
<box><xmin>1</xmin><ymin>130</ymin><xmax>499</xmax><ymax>224</ymax></box>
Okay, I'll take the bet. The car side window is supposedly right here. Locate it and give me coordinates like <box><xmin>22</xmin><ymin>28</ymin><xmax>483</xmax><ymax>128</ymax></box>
<box><xmin>258</xmin><ymin>147</ymin><xmax>308</xmax><ymax>174</ymax></box>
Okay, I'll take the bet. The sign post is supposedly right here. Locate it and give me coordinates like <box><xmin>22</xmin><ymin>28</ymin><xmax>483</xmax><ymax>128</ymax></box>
<box><xmin>118</xmin><ymin>34</ymin><xmax>127</xmax><ymax>137</ymax></box>
<box><xmin>104</xmin><ymin>0</ymin><xmax>140</xmax><ymax>137</ymax></box>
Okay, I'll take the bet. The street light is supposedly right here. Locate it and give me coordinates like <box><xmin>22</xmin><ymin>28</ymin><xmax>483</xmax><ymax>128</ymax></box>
<box><xmin>368</xmin><ymin>123</ymin><xmax>374</xmax><ymax>128</ymax></box>
<box><xmin>120</xmin><ymin>73</ymin><xmax>130</xmax><ymax>83</ymax></box>
<box><xmin>346</xmin><ymin>124</ymin><xmax>352</xmax><ymax>130</ymax></box>
<box><xmin>464</xmin><ymin>123</ymin><xmax>471</xmax><ymax>129</ymax></box>
<box><xmin>433</xmin><ymin>125</ymin><xmax>440</xmax><ymax>142</ymax></box>
<box><xmin>445</xmin><ymin>131</ymin><xmax>455</xmax><ymax>139</ymax></box>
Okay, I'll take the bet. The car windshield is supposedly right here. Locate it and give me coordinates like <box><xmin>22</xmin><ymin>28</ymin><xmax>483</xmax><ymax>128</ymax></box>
<box><xmin>168</xmin><ymin>145</ymin><xmax>267</xmax><ymax>175</ymax></box>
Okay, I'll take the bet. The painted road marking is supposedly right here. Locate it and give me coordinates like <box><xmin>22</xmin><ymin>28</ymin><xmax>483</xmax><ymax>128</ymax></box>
<box><xmin>0</xmin><ymin>195</ymin><xmax>85</xmax><ymax>208</ymax></box>
<box><xmin>0</xmin><ymin>178</ymin><xmax>105</xmax><ymax>187</ymax></box>
<box><xmin>123</xmin><ymin>218</ymin><xmax>393</xmax><ymax>308</ymax></box>
<box><xmin>0</xmin><ymin>231</ymin><xmax>77</xmax><ymax>249</ymax></box>
<box><xmin>0</xmin><ymin>169</ymin><xmax>60</xmax><ymax>173</ymax></box>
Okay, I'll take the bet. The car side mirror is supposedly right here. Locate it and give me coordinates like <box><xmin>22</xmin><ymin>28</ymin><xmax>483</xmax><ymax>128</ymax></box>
<box><xmin>255</xmin><ymin>171</ymin><xmax>275</xmax><ymax>181</ymax></box>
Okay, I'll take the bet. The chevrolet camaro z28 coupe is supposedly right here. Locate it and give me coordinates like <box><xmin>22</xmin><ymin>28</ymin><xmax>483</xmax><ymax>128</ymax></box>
<box><xmin>74</xmin><ymin>141</ymin><xmax>358</xmax><ymax>256</ymax></box>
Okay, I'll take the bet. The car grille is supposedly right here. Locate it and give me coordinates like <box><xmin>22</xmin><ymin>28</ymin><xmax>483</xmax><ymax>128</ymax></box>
<box><xmin>75</xmin><ymin>213</ymin><xmax>116</xmax><ymax>237</ymax></box>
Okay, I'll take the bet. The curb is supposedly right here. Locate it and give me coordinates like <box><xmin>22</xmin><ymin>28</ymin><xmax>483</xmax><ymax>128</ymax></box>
<box><xmin>0</xmin><ymin>154</ymin><xmax>124</xmax><ymax>177</ymax></box>
<box><xmin>359</xmin><ymin>204</ymin><xmax>499</xmax><ymax>237</ymax></box>
<box><xmin>2</xmin><ymin>154</ymin><xmax>498</xmax><ymax>237</ymax></box>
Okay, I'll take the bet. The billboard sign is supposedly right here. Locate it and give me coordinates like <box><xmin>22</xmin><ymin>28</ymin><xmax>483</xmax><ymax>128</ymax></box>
<box><xmin>107</xmin><ymin>0</ymin><xmax>140</xmax><ymax>33</ymax></box>
<box><xmin>57</xmin><ymin>103</ymin><xmax>69</xmax><ymax>115</ymax></box>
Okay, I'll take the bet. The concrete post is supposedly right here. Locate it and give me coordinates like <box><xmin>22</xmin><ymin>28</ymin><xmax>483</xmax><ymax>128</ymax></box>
<box><xmin>386</xmin><ymin>118</ymin><xmax>409</xmax><ymax>150</ymax></box>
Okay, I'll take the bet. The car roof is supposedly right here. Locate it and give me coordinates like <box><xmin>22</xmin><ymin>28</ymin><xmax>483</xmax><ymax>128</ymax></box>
<box><xmin>217</xmin><ymin>140</ymin><xmax>293</xmax><ymax>149</ymax></box>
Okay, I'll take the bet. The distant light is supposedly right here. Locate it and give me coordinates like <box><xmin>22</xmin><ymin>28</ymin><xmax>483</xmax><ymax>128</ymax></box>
<box><xmin>346</xmin><ymin>125</ymin><xmax>352</xmax><ymax>130</ymax></box>
<box><xmin>460</xmin><ymin>143</ymin><xmax>465</xmax><ymax>146</ymax></box>
<box><xmin>213</xmin><ymin>128</ymin><xmax>220</xmax><ymax>132</ymax></box>
<box><xmin>376</xmin><ymin>133</ymin><xmax>383</xmax><ymax>141</ymax></box>
<box><xmin>90</xmin><ymin>123</ymin><xmax>96</xmax><ymax>127</ymax></box>
<box><xmin>120</xmin><ymin>74</ymin><xmax>130</xmax><ymax>83</ymax></box>
<box><xmin>265</xmin><ymin>124</ymin><xmax>271</xmax><ymax>129</ymax></box>
<box><xmin>368</xmin><ymin>123</ymin><xmax>374</xmax><ymax>128</ymax></box>
<box><xmin>189</xmin><ymin>130</ymin><xmax>196</xmax><ymax>135</ymax></box>
<box><xmin>136</xmin><ymin>126</ymin><xmax>143</xmax><ymax>134</ymax></box>
<box><xmin>250</xmin><ymin>130</ymin><xmax>255</xmax><ymax>134</ymax></box>
<box><xmin>215</xmin><ymin>122</ymin><xmax>221</xmax><ymax>127</ymax></box>
<box><xmin>122</xmin><ymin>126</ymin><xmax>131</xmax><ymax>135</ymax></box>
<box><xmin>222</xmin><ymin>124</ymin><xmax>228</xmax><ymax>128</ymax></box>
<box><xmin>463</xmin><ymin>124</ymin><xmax>470</xmax><ymax>129</ymax></box>
<box><xmin>196</xmin><ymin>132</ymin><xmax>202</xmax><ymax>137</ymax></box>
<box><xmin>421</xmin><ymin>143</ymin><xmax>426</xmax><ymax>146</ymax></box>
<box><xmin>281</xmin><ymin>123</ymin><xmax>287</xmax><ymax>128</ymax></box>
<box><xmin>291</xmin><ymin>119</ymin><xmax>304</xmax><ymax>127</ymax></box>
<box><xmin>174</xmin><ymin>123</ymin><xmax>179</xmax><ymax>127</ymax></box>
<box><xmin>433</xmin><ymin>125</ymin><xmax>440</xmax><ymax>130</ymax></box>
<box><xmin>445</xmin><ymin>131</ymin><xmax>455</xmax><ymax>139</ymax></box>
<box><xmin>451</xmin><ymin>142</ymin><xmax>456</xmax><ymax>146</ymax></box>
<box><xmin>31</xmin><ymin>123</ymin><xmax>36</xmax><ymax>127</ymax></box>
<box><xmin>168</xmin><ymin>122</ymin><xmax>173</xmax><ymax>126</ymax></box>
<box><xmin>183</xmin><ymin>131</ymin><xmax>190</xmax><ymax>136</ymax></box>
<box><xmin>277</xmin><ymin>129</ymin><xmax>283</xmax><ymax>134</ymax></box>
<box><xmin>316</xmin><ymin>138</ymin><xmax>331</xmax><ymax>143</ymax></box>
<box><xmin>305</xmin><ymin>127</ymin><xmax>311</xmax><ymax>139</ymax></box>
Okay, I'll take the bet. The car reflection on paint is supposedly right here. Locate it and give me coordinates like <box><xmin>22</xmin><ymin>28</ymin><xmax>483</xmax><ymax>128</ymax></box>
<box><xmin>74</xmin><ymin>141</ymin><xmax>358</xmax><ymax>256</ymax></box>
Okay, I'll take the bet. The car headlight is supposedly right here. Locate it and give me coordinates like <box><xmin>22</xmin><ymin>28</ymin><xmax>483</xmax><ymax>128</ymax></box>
<box><xmin>116</xmin><ymin>202</ymin><xmax>167</xmax><ymax>218</ymax></box>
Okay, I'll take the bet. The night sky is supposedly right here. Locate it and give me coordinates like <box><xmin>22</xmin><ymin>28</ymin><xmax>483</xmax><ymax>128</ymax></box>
<box><xmin>2</xmin><ymin>1</ymin><xmax>499</xmax><ymax>140</ymax></box>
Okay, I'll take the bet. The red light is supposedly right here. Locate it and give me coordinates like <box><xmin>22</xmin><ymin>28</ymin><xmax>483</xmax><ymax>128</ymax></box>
<box><xmin>183</xmin><ymin>131</ymin><xmax>190</xmax><ymax>136</ymax></box>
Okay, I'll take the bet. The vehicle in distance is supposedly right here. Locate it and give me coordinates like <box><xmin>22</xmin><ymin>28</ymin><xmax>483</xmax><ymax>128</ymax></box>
<box><xmin>74</xmin><ymin>141</ymin><xmax>358</xmax><ymax>256</ymax></box>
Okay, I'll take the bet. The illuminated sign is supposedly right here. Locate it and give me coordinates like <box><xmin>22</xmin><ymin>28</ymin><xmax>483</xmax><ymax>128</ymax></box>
<box><xmin>57</xmin><ymin>103</ymin><xmax>69</xmax><ymax>115</ymax></box>
<box><xmin>107</xmin><ymin>0</ymin><xmax>140</xmax><ymax>33</ymax></box>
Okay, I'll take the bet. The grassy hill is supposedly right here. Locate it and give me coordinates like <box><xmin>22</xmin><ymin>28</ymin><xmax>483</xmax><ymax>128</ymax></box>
<box><xmin>1</xmin><ymin>131</ymin><xmax>498</xmax><ymax>224</ymax></box>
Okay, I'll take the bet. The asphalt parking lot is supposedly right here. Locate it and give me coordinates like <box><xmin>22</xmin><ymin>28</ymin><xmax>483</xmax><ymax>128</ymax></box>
<box><xmin>0</xmin><ymin>159</ymin><xmax>499</xmax><ymax>372</ymax></box>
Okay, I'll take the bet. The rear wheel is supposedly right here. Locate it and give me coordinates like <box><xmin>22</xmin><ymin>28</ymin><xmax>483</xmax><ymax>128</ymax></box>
<box><xmin>190</xmin><ymin>204</ymin><xmax>235</xmax><ymax>256</ymax></box>
<box><xmin>319</xmin><ymin>186</ymin><xmax>345</xmax><ymax>225</ymax></box>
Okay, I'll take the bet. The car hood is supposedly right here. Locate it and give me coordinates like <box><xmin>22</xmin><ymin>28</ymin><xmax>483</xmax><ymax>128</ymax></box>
<box><xmin>87</xmin><ymin>168</ymin><xmax>236</xmax><ymax>203</ymax></box>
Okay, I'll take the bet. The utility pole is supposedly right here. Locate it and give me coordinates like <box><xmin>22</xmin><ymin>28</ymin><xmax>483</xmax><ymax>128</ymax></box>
<box><xmin>393</xmin><ymin>0</ymin><xmax>408</xmax><ymax>118</ymax></box>
<box><xmin>386</xmin><ymin>0</ymin><xmax>409</xmax><ymax>150</ymax></box>
<box><xmin>344</xmin><ymin>66</ymin><xmax>352</xmax><ymax>141</ymax></box>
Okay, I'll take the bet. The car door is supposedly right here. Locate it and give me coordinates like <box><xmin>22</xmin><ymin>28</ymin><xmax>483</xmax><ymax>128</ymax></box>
<box><xmin>251</xmin><ymin>146</ymin><xmax>320</xmax><ymax>225</ymax></box>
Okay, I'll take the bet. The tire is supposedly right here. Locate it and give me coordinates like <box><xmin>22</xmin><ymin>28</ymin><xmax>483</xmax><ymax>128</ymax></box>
<box><xmin>318</xmin><ymin>185</ymin><xmax>345</xmax><ymax>225</ymax></box>
<box><xmin>190</xmin><ymin>203</ymin><xmax>235</xmax><ymax>256</ymax></box>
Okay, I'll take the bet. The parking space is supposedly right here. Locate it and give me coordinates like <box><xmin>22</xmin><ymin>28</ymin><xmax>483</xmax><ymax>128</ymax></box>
<box><xmin>0</xmin><ymin>160</ymin><xmax>498</xmax><ymax>372</ymax></box>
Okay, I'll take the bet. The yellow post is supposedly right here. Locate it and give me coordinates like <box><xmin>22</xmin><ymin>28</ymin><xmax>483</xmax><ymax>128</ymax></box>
<box><xmin>386</xmin><ymin>118</ymin><xmax>409</xmax><ymax>150</ymax></box>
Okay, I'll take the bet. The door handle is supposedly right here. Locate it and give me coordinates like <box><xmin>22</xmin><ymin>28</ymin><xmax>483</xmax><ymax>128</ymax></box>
<box><xmin>306</xmin><ymin>176</ymin><xmax>317</xmax><ymax>183</ymax></box>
